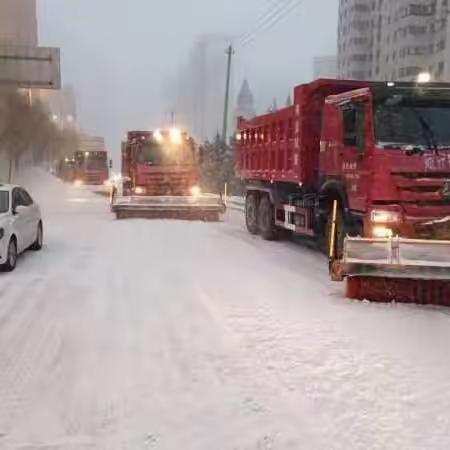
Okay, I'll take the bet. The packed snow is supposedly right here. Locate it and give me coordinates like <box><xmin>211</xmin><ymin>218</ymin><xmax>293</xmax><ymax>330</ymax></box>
<box><xmin>1</xmin><ymin>171</ymin><xmax>450</xmax><ymax>449</ymax></box>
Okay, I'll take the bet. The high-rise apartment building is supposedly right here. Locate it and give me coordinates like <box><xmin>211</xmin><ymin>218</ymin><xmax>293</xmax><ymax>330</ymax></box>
<box><xmin>0</xmin><ymin>0</ymin><xmax>38</xmax><ymax>45</ymax></box>
<box><xmin>338</xmin><ymin>0</ymin><xmax>450</xmax><ymax>81</ymax></box>
<box><xmin>169</xmin><ymin>34</ymin><xmax>234</xmax><ymax>141</ymax></box>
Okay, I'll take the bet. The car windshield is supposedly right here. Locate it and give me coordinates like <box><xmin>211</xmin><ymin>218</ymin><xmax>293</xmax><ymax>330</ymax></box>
<box><xmin>0</xmin><ymin>191</ymin><xmax>8</xmax><ymax>213</ymax></box>
<box><xmin>137</xmin><ymin>142</ymin><xmax>195</xmax><ymax>166</ymax></box>
<box><xmin>375</xmin><ymin>103</ymin><xmax>450</xmax><ymax>147</ymax></box>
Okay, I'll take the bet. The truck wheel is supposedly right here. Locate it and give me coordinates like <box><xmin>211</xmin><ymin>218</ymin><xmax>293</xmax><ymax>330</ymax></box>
<box><xmin>245</xmin><ymin>194</ymin><xmax>259</xmax><ymax>235</ymax></box>
<box><xmin>258</xmin><ymin>196</ymin><xmax>278</xmax><ymax>241</ymax></box>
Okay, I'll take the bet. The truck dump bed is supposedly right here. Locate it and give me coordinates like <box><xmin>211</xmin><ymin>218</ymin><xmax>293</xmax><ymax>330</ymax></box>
<box><xmin>237</xmin><ymin>79</ymin><xmax>370</xmax><ymax>187</ymax></box>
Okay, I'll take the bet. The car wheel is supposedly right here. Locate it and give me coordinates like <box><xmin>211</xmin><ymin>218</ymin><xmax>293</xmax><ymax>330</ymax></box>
<box><xmin>2</xmin><ymin>238</ymin><xmax>17</xmax><ymax>272</ymax></box>
<box><xmin>30</xmin><ymin>222</ymin><xmax>43</xmax><ymax>251</ymax></box>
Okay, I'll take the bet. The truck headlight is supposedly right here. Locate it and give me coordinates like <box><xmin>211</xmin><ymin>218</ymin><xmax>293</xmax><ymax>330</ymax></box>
<box><xmin>370</xmin><ymin>209</ymin><xmax>401</xmax><ymax>224</ymax></box>
<box><xmin>170</xmin><ymin>128</ymin><xmax>182</xmax><ymax>145</ymax></box>
<box><xmin>190</xmin><ymin>186</ymin><xmax>201</xmax><ymax>198</ymax></box>
<box><xmin>74</xmin><ymin>179</ymin><xmax>84</xmax><ymax>187</ymax></box>
<box><xmin>134</xmin><ymin>186</ymin><xmax>145</xmax><ymax>195</ymax></box>
<box><xmin>372</xmin><ymin>226</ymin><xmax>394</xmax><ymax>238</ymax></box>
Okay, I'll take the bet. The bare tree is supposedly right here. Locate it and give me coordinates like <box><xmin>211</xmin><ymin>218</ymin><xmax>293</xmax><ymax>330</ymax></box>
<box><xmin>0</xmin><ymin>88</ymin><xmax>78</xmax><ymax>182</ymax></box>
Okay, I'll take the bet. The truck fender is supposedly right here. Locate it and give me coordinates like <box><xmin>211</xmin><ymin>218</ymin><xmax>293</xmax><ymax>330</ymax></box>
<box><xmin>318</xmin><ymin>180</ymin><xmax>350</xmax><ymax>220</ymax></box>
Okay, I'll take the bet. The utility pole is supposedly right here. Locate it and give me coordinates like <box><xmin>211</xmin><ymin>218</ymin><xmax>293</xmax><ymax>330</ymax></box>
<box><xmin>222</xmin><ymin>44</ymin><xmax>234</xmax><ymax>144</ymax></box>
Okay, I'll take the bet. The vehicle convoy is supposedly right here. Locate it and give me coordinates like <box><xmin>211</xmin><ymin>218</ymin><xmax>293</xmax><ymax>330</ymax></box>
<box><xmin>236</xmin><ymin>79</ymin><xmax>450</xmax><ymax>305</ymax></box>
<box><xmin>57</xmin><ymin>135</ymin><xmax>110</xmax><ymax>186</ymax></box>
<box><xmin>111</xmin><ymin>128</ymin><xmax>225</xmax><ymax>220</ymax></box>
<box><xmin>0</xmin><ymin>185</ymin><xmax>43</xmax><ymax>272</ymax></box>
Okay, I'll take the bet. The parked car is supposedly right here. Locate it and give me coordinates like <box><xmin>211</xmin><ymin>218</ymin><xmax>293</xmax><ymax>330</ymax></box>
<box><xmin>0</xmin><ymin>184</ymin><xmax>43</xmax><ymax>272</ymax></box>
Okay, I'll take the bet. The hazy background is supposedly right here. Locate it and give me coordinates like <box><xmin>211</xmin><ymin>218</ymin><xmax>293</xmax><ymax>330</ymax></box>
<box><xmin>37</xmin><ymin>0</ymin><xmax>338</xmax><ymax>158</ymax></box>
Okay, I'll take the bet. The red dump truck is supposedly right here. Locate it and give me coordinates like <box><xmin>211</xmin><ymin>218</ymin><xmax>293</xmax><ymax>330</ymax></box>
<box><xmin>111</xmin><ymin>129</ymin><xmax>225</xmax><ymax>220</ymax></box>
<box><xmin>236</xmin><ymin>79</ymin><xmax>450</xmax><ymax>304</ymax></box>
<box><xmin>72</xmin><ymin>135</ymin><xmax>110</xmax><ymax>186</ymax></box>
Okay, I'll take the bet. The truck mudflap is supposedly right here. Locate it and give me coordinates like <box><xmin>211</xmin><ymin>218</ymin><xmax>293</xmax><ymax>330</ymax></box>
<box><xmin>111</xmin><ymin>195</ymin><xmax>226</xmax><ymax>221</ymax></box>
<box><xmin>335</xmin><ymin>237</ymin><xmax>450</xmax><ymax>305</ymax></box>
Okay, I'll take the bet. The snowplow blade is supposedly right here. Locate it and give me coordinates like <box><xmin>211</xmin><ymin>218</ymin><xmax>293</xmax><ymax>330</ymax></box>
<box><xmin>111</xmin><ymin>195</ymin><xmax>226</xmax><ymax>221</ymax></box>
<box><xmin>337</xmin><ymin>237</ymin><xmax>450</xmax><ymax>305</ymax></box>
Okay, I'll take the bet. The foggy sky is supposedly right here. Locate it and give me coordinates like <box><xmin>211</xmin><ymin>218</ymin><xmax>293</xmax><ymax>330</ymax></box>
<box><xmin>38</xmin><ymin>0</ymin><xmax>338</xmax><ymax>159</ymax></box>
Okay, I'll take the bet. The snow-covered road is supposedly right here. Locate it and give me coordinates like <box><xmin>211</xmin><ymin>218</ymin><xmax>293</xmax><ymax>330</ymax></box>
<box><xmin>1</xmin><ymin>172</ymin><xmax>450</xmax><ymax>450</ymax></box>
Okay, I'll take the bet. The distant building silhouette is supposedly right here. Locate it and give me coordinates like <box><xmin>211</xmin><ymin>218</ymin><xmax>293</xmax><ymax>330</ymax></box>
<box><xmin>168</xmin><ymin>34</ymin><xmax>234</xmax><ymax>142</ymax></box>
<box><xmin>235</xmin><ymin>79</ymin><xmax>256</xmax><ymax>121</ymax></box>
<box><xmin>285</xmin><ymin>93</ymin><xmax>292</xmax><ymax>107</ymax></box>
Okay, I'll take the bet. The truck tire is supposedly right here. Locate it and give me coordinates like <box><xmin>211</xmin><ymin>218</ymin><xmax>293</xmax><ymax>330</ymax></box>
<box><xmin>258</xmin><ymin>195</ymin><xmax>278</xmax><ymax>241</ymax></box>
<box><xmin>245</xmin><ymin>194</ymin><xmax>259</xmax><ymax>235</ymax></box>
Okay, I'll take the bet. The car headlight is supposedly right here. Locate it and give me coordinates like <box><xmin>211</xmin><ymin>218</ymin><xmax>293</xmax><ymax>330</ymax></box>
<box><xmin>370</xmin><ymin>209</ymin><xmax>401</xmax><ymax>224</ymax></box>
<box><xmin>134</xmin><ymin>186</ymin><xmax>145</xmax><ymax>195</ymax></box>
<box><xmin>0</xmin><ymin>228</ymin><xmax>4</xmax><ymax>240</ymax></box>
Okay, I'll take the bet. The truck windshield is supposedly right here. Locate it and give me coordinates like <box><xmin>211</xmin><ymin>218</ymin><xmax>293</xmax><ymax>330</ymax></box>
<box><xmin>137</xmin><ymin>142</ymin><xmax>195</xmax><ymax>166</ymax></box>
<box><xmin>86</xmin><ymin>152</ymin><xmax>107</xmax><ymax>169</ymax></box>
<box><xmin>76</xmin><ymin>152</ymin><xmax>107</xmax><ymax>169</ymax></box>
<box><xmin>375</xmin><ymin>104</ymin><xmax>450</xmax><ymax>148</ymax></box>
<box><xmin>0</xmin><ymin>191</ymin><xmax>9</xmax><ymax>213</ymax></box>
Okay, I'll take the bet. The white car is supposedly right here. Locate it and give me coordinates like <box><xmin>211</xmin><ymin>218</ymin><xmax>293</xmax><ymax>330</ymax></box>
<box><xmin>0</xmin><ymin>184</ymin><xmax>43</xmax><ymax>272</ymax></box>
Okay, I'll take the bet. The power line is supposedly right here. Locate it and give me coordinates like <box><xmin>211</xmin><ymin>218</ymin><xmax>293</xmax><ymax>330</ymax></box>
<box><xmin>236</xmin><ymin>0</ymin><xmax>293</xmax><ymax>44</ymax></box>
<box><xmin>240</xmin><ymin>0</ymin><xmax>306</xmax><ymax>48</ymax></box>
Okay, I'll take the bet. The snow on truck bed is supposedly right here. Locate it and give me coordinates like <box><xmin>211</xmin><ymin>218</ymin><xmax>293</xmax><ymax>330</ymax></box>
<box><xmin>0</xmin><ymin>171</ymin><xmax>449</xmax><ymax>449</ymax></box>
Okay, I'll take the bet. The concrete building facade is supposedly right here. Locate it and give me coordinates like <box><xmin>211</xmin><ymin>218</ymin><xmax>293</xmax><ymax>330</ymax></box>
<box><xmin>40</xmin><ymin>85</ymin><xmax>78</xmax><ymax>130</ymax></box>
<box><xmin>0</xmin><ymin>0</ymin><xmax>38</xmax><ymax>45</ymax></box>
<box><xmin>338</xmin><ymin>0</ymin><xmax>450</xmax><ymax>81</ymax></box>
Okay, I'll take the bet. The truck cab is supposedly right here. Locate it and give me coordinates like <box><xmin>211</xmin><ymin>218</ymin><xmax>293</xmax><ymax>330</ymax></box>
<box><xmin>122</xmin><ymin>129</ymin><xmax>201</xmax><ymax>197</ymax></box>
<box><xmin>237</xmin><ymin>79</ymin><xmax>450</xmax><ymax>251</ymax></box>
<box><xmin>74</xmin><ymin>150</ymin><xmax>109</xmax><ymax>186</ymax></box>
<box><xmin>320</xmin><ymin>82</ymin><xmax>450</xmax><ymax>240</ymax></box>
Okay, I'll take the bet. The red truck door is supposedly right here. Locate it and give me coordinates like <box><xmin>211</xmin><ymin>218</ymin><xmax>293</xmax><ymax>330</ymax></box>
<box><xmin>338</xmin><ymin>98</ymin><xmax>372</xmax><ymax>213</ymax></box>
